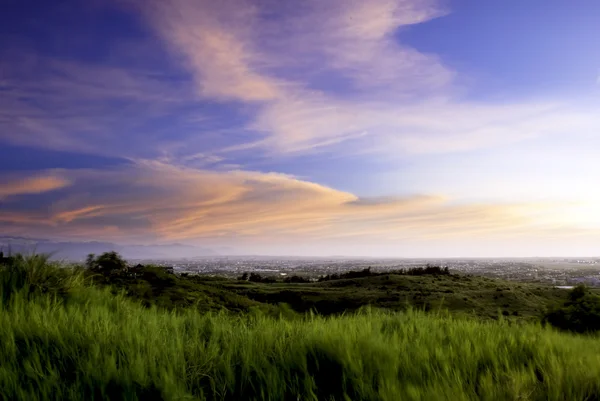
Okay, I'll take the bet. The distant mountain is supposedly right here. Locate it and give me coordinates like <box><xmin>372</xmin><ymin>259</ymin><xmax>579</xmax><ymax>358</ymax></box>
<box><xmin>0</xmin><ymin>237</ymin><xmax>222</xmax><ymax>261</ymax></box>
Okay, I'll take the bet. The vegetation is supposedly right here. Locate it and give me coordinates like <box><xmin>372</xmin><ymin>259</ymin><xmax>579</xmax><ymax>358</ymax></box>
<box><xmin>86</xmin><ymin>251</ymin><xmax>128</xmax><ymax>274</ymax></box>
<box><xmin>544</xmin><ymin>284</ymin><xmax>600</xmax><ymax>333</ymax></box>
<box><xmin>0</xmin><ymin>253</ymin><xmax>86</xmax><ymax>304</ymax></box>
<box><xmin>2</xmin><ymin>252</ymin><xmax>600</xmax><ymax>400</ymax></box>
<box><xmin>238</xmin><ymin>272</ymin><xmax>278</xmax><ymax>284</ymax></box>
<box><xmin>72</xmin><ymin>255</ymin><xmax>570</xmax><ymax>320</ymax></box>
<box><xmin>317</xmin><ymin>265</ymin><xmax>450</xmax><ymax>282</ymax></box>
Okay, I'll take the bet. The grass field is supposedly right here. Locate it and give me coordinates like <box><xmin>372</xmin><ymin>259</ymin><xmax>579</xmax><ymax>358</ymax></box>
<box><xmin>1</xmin><ymin>254</ymin><xmax>600</xmax><ymax>400</ymax></box>
<box><xmin>91</xmin><ymin>263</ymin><xmax>572</xmax><ymax>321</ymax></box>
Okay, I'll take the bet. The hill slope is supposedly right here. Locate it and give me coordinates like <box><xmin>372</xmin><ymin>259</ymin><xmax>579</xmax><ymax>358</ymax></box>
<box><xmin>2</xmin><ymin>255</ymin><xmax>598</xmax><ymax>401</ymax></box>
<box><xmin>100</xmin><ymin>268</ymin><xmax>570</xmax><ymax>320</ymax></box>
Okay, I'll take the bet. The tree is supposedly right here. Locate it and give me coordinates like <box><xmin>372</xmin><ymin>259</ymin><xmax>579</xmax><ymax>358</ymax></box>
<box><xmin>86</xmin><ymin>251</ymin><xmax>127</xmax><ymax>274</ymax></box>
<box><xmin>544</xmin><ymin>285</ymin><xmax>600</xmax><ymax>333</ymax></box>
<box><xmin>569</xmin><ymin>284</ymin><xmax>587</xmax><ymax>301</ymax></box>
<box><xmin>85</xmin><ymin>253</ymin><xmax>95</xmax><ymax>269</ymax></box>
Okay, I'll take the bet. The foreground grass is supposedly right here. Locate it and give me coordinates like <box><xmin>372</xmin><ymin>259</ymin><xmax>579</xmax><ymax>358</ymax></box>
<box><xmin>2</xmin><ymin>254</ymin><xmax>600</xmax><ymax>400</ymax></box>
<box><xmin>2</xmin><ymin>289</ymin><xmax>600</xmax><ymax>400</ymax></box>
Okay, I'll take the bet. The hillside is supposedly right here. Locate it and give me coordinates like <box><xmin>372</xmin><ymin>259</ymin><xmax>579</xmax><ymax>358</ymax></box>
<box><xmin>90</xmin><ymin>263</ymin><xmax>571</xmax><ymax>321</ymax></box>
<box><xmin>2</xmin><ymin>254</ymin><xmax>600</xmax><ymax>401</ymax></box>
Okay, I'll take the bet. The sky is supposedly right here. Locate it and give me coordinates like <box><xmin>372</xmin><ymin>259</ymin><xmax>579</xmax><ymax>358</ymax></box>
<box><xmin>1</xmin><ymin>0</ymin><xmax>599</xmax><ymax>257</ymax></box>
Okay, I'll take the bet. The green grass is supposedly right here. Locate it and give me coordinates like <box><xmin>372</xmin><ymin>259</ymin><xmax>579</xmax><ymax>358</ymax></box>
<box><xmin>95</xmin><ymin>266</ymin><xmax>570</xmax><ymax>321</ymax></box>
<box><xmin>2</xmin><ymin>254</ymin><xmax>600</xmax><ymax>400</ymax></box>
<box><xmin>225</xmin><ymin>273</ymin><xmax>571</xmax><ymax>320</ymax></box>
<box><xmin>0</xmin><ymin>253</ymin><xmax>87</xmax><ymax>303</ymax></box>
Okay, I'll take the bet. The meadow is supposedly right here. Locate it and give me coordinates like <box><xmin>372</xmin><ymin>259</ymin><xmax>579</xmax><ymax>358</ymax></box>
<box><xmin>2</xmin><ymin>253</ymin><xmax>600</xmax><ymax>401</ymax></box>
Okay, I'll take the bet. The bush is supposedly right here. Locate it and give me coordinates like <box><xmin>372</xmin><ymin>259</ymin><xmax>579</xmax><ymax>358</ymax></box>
<box><xmin>283</xmin><ymin>275</ymin><xmax>311</xmax><ymax>283</ymax></box>
<box><xmin>403</xmin><ymin>265</ymin><xmax>450</xmax><ymax>276</ymax></box>
<box><xmin>0</xmin><ymin>253</ymin><xmax>86</xmax><ymax>303</ymax></box>
<box><xmin>248</xmin><ymin>273</ymin><xmax>277</xmax><ymax>283</ymax></box>
<box><xmin>318</xmin><ymin>265</ymin><xmax>450</xmax><ymax>282</ymax></box>
<box><xmin>86</xmin><ymin>251</ymin><xmax>127</xmax><ymax>275</ymax></box>
<box><xmin>544</xmin><ymin>285</ymin><xmax>600</xmax><ymax>333</ymax></box>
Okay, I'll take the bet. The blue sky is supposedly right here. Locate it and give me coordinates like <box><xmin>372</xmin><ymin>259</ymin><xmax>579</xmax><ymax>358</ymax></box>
<box><xmin>1</xmin><ymin>0</ymin><xmax>599</xmax><ymax>257</ymax></box>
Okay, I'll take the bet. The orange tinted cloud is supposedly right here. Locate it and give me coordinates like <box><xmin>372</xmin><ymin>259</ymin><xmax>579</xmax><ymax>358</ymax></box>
<box><xmin>0</xmin><ymin>175</ymin><xmax>70</xmax><ymax>199</ymax></box>
<box><xmin>2</xmin><ymin>163</ymin><xmax>594</xmax><ymax>248</ymax></box>
<box><xmin>53</xmin><ymin>206</ymin><xmax>107</xmax><ymax>223</ymax></box>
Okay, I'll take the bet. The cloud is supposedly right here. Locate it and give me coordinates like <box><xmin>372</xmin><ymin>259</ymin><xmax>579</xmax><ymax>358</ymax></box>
<box><xmin>1</xmin><ymin>163</ymin><xmax>595</xmax><ymax>249</ymax></box>
<box><xmin>125</xmin><ymin>0</ymin><xmax>600</xmax><ymax>160</ymax></box>
<box><xmin>0</xmin><ymin>54</ymin><xmax>207</xmax><ymax>158</ymax></box>
<box><xmin>53</xmin><ymin>205</ymin><xmax>108</xmax><ymax>224</ymax></box>
<box><xmin>274</xmin><ymin>0</ymin><xmax>453</xmax><ymax>93</ymax></box>
<box><xmin>0</xmin><ymin>174</ymin><xmax>70</xmax><ymax>199</ymax></box>
<box><xmin>3</xmin><ymin>0</ymin><xmax>600</xmax><ymax>257</ymax></box>
<box><xmin>250</xmin><ymin>94</ymin><xmax>600</xmax><ymax>156</ymax></box>
<box><xmin>132</xmin><ymin>0</ymin><xmax>284</xmax><ymax>102</ymax></box>
<box><xmin>4</xmin><ymin>0</ymin><xmax>600</xmax><ymax>167</ymax></box>
<box><xmin>127</xmin><ymin>0</ymin><xmax>454</xmax><ymax>155</ymax></box>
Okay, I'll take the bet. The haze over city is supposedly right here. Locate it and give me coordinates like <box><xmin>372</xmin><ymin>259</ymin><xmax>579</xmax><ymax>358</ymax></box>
<box><xmin>1</xmin><ymin>0</ymin><xmax>600</xmax><ymax>257</ymax></box>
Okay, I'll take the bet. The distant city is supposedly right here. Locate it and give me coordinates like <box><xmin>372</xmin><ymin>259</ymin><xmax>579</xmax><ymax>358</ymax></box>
<box><xmin>2</xmin><ymin>237</ymin><xmax>599</xmax><ymax>287</ymax></box>
<box><xmin>132</xmin><ymin>256</ymin><xmax>600</xmax><ymax>288</ymax></box>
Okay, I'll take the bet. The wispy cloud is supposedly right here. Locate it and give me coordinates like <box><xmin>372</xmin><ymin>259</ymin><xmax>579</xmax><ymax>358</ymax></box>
<box><xmin>1</xmin><ymin>163</ymin><xmax>595</xmax><ymax>249</ymax></box>
<box><xmin>130</xmin><ymin>0</ymin><xmax>454</xmax><ymax>153</ymax></box>
<box><xmin>0</xmin><ymin>174</ymin><xmax>70</xmax><ymax>199</ymax></box>
<box><xmin>127</xmin><ymin>0</ymin><xmax>600</xmax><ymax>159</ymax></box>
<box><xmin>0</xmin><ymin>53</ymin><xmax>210</xmax><ymax>158</ymax></box>
<box><xmin>4</xmin><ymin>0</ymin><xmax>600</xmax><ymax>166</ymax></box>
<box><xmin>273</xmin><ymin>0</ymin><xmax>452</xmax><ymax>93</ymax></box>
<box><xmin>133</xmin><ymin>0</ymin><xmax>285</xmax><ymax>102</ymax></box>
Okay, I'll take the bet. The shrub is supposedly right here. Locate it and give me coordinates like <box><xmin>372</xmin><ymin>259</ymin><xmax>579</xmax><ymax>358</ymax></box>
<box><xmin>283</xmin><ymin>275</ymin><xmax>311</xmax><ymax>283</ymax></box>
<box><xmin>318</xmin><ymin>265</ymin><xmax>450</xmax><ymax>282</ymax></box>
<box><xmin>0</xmin><ymin>253</ymin><xmax>86</xmax><ymax>303</ymax></box>
<box><xmin>86</xmin><ymin>251</ymin><xmax>128</xmax><ymax>275</ymax></box>
<box><xmin>248</xmin><ymin>273</ymin><xmax>276</xmax><ymax>283</ymax></box>
<box><xmin>544</xmin><ymin>285</ymin><xmax>600</xmax><ymax>333</ymax></box>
